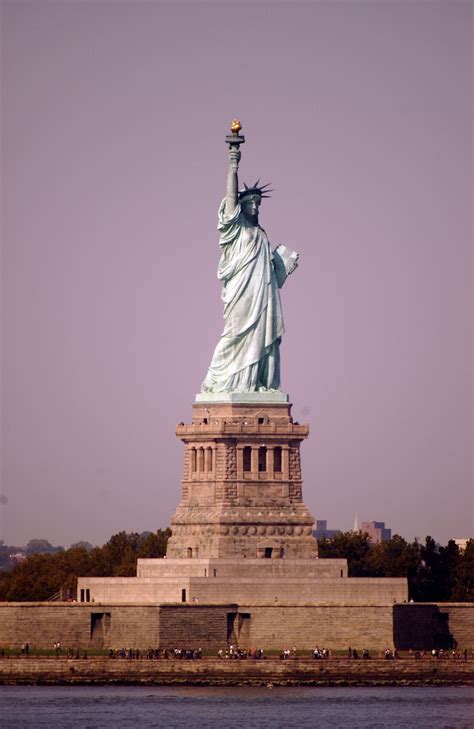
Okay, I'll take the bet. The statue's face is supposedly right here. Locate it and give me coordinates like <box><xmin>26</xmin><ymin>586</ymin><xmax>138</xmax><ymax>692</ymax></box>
<box><xmin>241</xmin><ymin>195</ymin><xmax>261</xmax><ymax>219</ymax></box>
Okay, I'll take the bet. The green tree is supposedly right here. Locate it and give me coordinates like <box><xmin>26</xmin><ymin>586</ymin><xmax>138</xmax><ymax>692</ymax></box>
<box><xmin>452</xmin><ymin>540</ymin><xmax>474</xmax><ymax>601</ymax></box>
<box><xmin>2</xmin><ymin>553</ymin><xmax>62</xmax><ymax>601</ymax></box>
<box><xmin>407</xmin><ymin>537</ymin><xmax>461</xmax><ymax>602</ymax></box>
<box><xmin>364</xmin><ymin>535</ymin><xmax>420</xmax><ymax>579</ymax></box>
<box><xmin>0</xmin><ymin>528</ymin><xmax>171</xmax><ymax>601</ymax></box>
<box><xmin>101</xmin><ymin>531</ymin><xmax>142</xmax><ymax>576</ymax></box>
<box><xmin>437</xmin><ymin>540</ymin><xmax>461</xmax><ymax>601</ymax></box>
<box><xmin>138</xmin><ymin>529</ymin><xmax>171</xmax><ymax>559</ymax></box>
<box><xmin>317</xmin><ymin>531</ymin><xmax>372</xmax><ymax>576</ymax></box>
<box><xmin>25</xmin><ymin>539</ymin><xmax>64</xmax><ymax>555</ymax></box>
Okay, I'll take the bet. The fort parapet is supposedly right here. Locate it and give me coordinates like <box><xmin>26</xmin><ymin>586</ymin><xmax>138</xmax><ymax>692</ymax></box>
<box><xmin>0</xmin><ymin>602</ymin><xmax>473</xmax><ymax>653</ymax></box>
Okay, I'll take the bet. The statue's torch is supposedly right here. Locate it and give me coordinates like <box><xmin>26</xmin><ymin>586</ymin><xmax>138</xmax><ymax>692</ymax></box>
<box><xmin>226</xmin><ymin>119</ymin><xmax>245</xmax><ymax>149</ymax></box>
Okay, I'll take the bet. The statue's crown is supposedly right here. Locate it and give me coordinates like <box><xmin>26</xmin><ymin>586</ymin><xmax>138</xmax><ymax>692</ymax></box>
<box><xmin>239</xmin><ymin>180</ymin><xmax>273</xmax><ymax>200</ymax></box>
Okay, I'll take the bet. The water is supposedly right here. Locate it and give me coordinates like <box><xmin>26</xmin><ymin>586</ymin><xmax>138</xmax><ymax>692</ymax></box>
<box><xmin>0</xmin><ymin>686</ymin><xmax>473</xmax><ymax>729</ymax></box>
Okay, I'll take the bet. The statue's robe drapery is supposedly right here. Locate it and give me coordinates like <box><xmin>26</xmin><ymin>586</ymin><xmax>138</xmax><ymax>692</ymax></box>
<box><xmin>201</xmin><ymin>199</ymin><xmax>285</xmax><ymax>393</ymax></box>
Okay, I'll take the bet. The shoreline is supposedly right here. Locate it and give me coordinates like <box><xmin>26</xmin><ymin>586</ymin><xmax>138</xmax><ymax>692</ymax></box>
<box><xmin>1</xmin><ymin>657</ymin><xmax>473</xmax><ymax>687</ymax></box>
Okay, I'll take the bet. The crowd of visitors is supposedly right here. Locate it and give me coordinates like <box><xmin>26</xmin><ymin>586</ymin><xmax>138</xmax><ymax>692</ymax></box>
<box><xmin>347</xmin><ymin>647</ymin><xmax>372</xmax><ymax>659</ymax></box>
<box><xmin>429</xmin><ymin>648</ymin><xmax>469</xmax><ymax>660</ymax></box>
<box><xmin>312</xmin><ymin>647</ymin><xmax>330</xmax><ymax>659</ymax></box>
<box><xmin>4</xmin><ymin>643</ymin><xmax>473</xmax><ymax>660</ymax></box>
<box><xmin>108</xmin><ymin>648</ymin><xmax>203</xmax><ymax>660</ymax></box>
<box><xmin>217</xmin><ymin>645</ymin><xmax>264</xmax><ymax>659</ymax></box>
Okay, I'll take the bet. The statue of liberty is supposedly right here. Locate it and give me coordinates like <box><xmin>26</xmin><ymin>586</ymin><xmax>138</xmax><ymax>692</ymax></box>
<box><xmin>201</xmin><ymin>121</ymin><xmax>299</xmax><ymax>394</ymax></box>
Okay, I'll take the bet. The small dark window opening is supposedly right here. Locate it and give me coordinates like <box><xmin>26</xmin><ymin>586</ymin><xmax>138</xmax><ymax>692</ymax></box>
<box><xmin>258</xmin><ymin>417</ymin><xmax>265</xmax><ymax>424</ymax></box>
<box><xmin>243</xmin><ymin>446</ymin><xmax>251</xmax><ymax>472</ymax></box>
<box><xmin>203</xmin><ymin>418</ymin><xmax>208</xmax><ymax>424</ymax></box>
<box><xmin>80</xmin><ymin>589</ymin><xmax>85</xmax><ymax>602</ymax></box>
<box><xmin>187</xmin><ymin>547</ymin><xmax>193</xmax><ymax>558</ymax></box>
<box><xmin>258</xmin><ymin>446</ymin><xmax>267</xmax><ymax>472</ymax></box>
<box><xmin>213</xmin><ymin>569</ymin><xmax>217</xmax><ymax>577</ymax></box>
<box><xmin>264</xmin><ymin>547</ymin><xmax>273</xmax><ymax>558</ymax></box>
<box><xmin>274</xmin><ymin>446</ymin><xmax>282</xmax><ymax>472</ymax></box>
<box><xmin>86</xmin><ymin>589</ymin><xmax>90</xmax><ymax>602</ymax></box>
<box><xmin>340</xmin><ymin>569</ymin><xmax>343</xmax><ymax>578</ymax></box>
<box><xmin>181</xmin><ymin>588</ymin><xmax>187</xmax><ymax>602</ymax></box>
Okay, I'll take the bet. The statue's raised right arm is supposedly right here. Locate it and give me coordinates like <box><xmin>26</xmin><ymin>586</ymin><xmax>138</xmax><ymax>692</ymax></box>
<box><xmin>226</xmin><ymin>147</ymin><xmax>240</xmax><ymax>216</ymax></box>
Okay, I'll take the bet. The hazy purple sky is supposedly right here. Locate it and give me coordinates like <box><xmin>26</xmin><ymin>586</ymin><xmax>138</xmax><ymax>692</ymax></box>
<box><xmin>1</xmin><ymin>1</ymin><xmax>472</xmax><ymax>548</ymax></box>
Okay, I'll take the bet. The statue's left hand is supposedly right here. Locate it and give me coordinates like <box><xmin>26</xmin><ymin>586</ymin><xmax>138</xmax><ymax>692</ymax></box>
<box><xmin>287</xmin><ymin>254</ymin><xmax>299</xmax><ymax>275</ymax></box>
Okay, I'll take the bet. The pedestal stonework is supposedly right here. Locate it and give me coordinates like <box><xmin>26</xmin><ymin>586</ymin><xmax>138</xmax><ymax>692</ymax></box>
<box><xmin>77</xmin><ymin>393</ymin><xmax>408</xmax><ymax>612</ymax></box>
<box><xmin>166</xmin><ymin>394</ymin><xmax>318</xmax><ymax>560</ymax></box>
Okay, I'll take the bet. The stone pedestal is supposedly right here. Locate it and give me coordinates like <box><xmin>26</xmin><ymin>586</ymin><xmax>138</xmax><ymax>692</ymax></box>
<box><xmin>166</xmin><ymin>394</ymin><xmax>318</xmax><ymax>560</ymax></box>
<box><xmin>76</xmin><ymin>392</ymin><xmax>409</xmax><ymax>613</ymax></box>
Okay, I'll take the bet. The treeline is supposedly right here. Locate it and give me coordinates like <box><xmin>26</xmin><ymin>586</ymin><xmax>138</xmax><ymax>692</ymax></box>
<box><xmin>0</xmin><ymin>529</ymin><xmax>472</xmax><ymax>603</ymax></box>
<box><xmin>0</xmin><ymin>529</ymin><xmax>170</xmax><ymax>602</ymax></box>
<box><xmin>318</xmin><ymin>533</ymin><xmax>474</xmax><ymax>602</ymax></box>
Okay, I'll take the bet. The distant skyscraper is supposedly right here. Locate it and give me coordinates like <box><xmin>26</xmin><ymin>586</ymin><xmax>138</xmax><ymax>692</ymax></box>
<box><xmin>361</xmin><ymin>521</ymin><xmax>392</xmax><ymax>544</ymax></box>
<box><xmin>313</xmin><ymin>520</ymin><xmax>341</xmax><ymax>539</ymax></box>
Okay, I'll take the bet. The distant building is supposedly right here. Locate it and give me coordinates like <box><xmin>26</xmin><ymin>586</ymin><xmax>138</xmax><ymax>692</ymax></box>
<box><xmin>361</xmin><ymin>521</ymin><xmax>392</xmax><ymax>544</ymax></box>
<box><xmin>10</xmin><ymin>552</ymin><xmax>27</xmax><ymax>563</ymax></box>
<box><xmin>313</xmin><ymin>520</ymin><xmax>341</xmax><ymax>539</ymax></box>
<box><xmin>454</xmin><ymin>538</ymin><xmax>471</xmax><ymax>552</ymax></box>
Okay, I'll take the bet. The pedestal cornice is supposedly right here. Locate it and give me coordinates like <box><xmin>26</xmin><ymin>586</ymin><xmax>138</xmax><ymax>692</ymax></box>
<box><xmin>195</xmin><ymin>392</ymin><xmax>289</xmax><ymax>404</ymax></box>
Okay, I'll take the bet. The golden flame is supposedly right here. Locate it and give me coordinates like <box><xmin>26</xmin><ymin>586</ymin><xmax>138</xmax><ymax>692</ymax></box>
<box><xmin>230</xmin><ymin>119</ymin><xmax>242</xmax><ymax>134</ymax></box>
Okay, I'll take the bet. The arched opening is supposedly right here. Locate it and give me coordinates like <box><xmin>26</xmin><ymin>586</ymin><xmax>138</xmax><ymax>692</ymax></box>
<box><xmin>258</xmin><ymin>446</ymin><xmax>267</xmax><ymax>472</ymax></box>
<box><xmin>207</xmin><ymin>447</ymin><xmax>213</xmax><ymax>472</ymax></box>
<box><xmin>191</xmin><ymin>448</ymin><xmax>197</xmax><ymax>472</ymax></box>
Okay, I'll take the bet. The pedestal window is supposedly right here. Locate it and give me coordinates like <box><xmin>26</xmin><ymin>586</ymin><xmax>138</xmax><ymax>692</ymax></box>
<box><xmin>274</xmin><ymin>446</ymin><xmax>282</xmax><ymax>473</ymax></box>
<box><xmin>243</xmin><ymin>446</ymin><xmax>251</xmax><ymax>472</ymax></box>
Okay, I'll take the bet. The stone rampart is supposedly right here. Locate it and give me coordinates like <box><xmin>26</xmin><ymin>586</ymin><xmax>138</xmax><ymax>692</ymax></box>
<box><xmin>0</xmin><ymin>602</ymin><xmax>473</xmax><ymax>652</ymax></box>
<box><xmin>0</xmin><ymin>604</ymin><xmax>161</xmax><ymax>650</ymax></box>
<box><xmin>237</xmin><ymin>605</ymin><xmax>394</xmax><ymax>649</ymax></box>
<box><xmin>394</xmin><ymin>604</ymin><xmax>474</xmax><ymax>650</ymax></box>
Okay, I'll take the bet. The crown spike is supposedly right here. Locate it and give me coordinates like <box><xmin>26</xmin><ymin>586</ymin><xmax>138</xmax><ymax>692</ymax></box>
<box><xmin>238</xmin><ymin>180</ymin><xmax>274</xmax><ymax>201</ymax></box>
